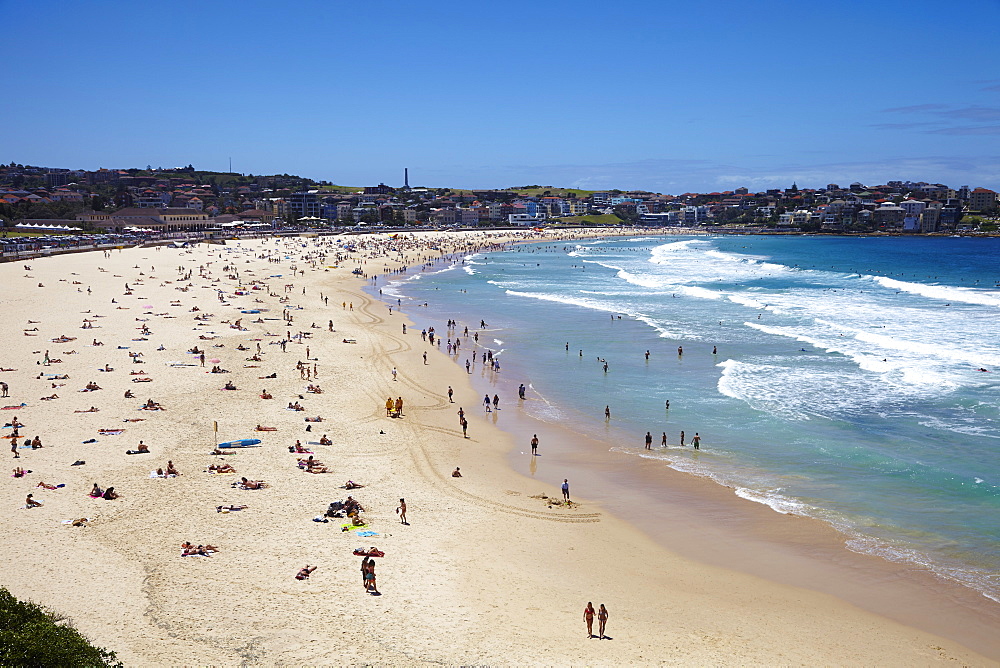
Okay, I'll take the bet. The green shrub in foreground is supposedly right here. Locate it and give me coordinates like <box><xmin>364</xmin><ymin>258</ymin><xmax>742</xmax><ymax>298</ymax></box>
<box><xmin>0</xmin><ymin>587</ymin><xmax>121</xmax><ymax>667</ymax></box>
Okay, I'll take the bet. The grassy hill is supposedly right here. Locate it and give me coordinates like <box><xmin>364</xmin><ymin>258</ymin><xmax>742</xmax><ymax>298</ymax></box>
<box><xmin>506</xmin><ymin>186</ymin><xmax>595</xmax><ymax>198</ymax></box>
<box><xmin>551</xmin><ymin>213</ymin><xmax>623</xmax><ymax>226</ymax></box>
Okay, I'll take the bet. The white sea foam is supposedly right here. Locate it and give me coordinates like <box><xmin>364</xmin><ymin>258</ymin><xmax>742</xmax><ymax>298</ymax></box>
<box><xmin>872</xmin><ymin>276</ymin><xmax>1000</xmax><ymax>308</ymax></box>
<box><xmin>503</xmin><ymin>290</ymin><xmax>689</xmax><ymax>339</ymax></box>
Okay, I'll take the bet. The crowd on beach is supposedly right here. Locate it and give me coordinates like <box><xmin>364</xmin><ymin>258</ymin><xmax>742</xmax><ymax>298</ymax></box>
<box><xmin>6</xmin><ymin>229</ymin><xmax>616</xmax><ymax>602</ymax></box>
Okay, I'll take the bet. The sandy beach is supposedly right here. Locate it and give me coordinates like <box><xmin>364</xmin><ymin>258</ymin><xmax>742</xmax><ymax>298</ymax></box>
<box><xmin>1</xmin><ymin>230</ymin><xmax>997</xmax><ymax>666</ymax></box>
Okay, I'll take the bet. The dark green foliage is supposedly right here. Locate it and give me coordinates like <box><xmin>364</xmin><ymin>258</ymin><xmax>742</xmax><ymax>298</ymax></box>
<box><xmin>0</xmin><ymin>588</ymin><xmax>121</xmax><ymax>667</ymax></box>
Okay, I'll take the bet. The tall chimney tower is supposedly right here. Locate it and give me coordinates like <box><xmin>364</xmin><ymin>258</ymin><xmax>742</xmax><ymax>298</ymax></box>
<box><xmin>404</xmin><ymin>168</ymin><xmax>409</xmax><ymax>189</ymax></box>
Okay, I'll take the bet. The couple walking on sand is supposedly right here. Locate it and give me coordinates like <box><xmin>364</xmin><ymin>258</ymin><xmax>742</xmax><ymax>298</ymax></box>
<box><xmin>583</xmin><ymin>602</ymin><xmax>609</xmax><ymax>639</ymax></box>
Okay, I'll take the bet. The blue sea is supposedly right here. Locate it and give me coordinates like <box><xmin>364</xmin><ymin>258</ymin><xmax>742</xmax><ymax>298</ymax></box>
<box><xmin>383</xmin><ymin>234</ymin><xmax>1000</xmax><ymax>601</ymax></box>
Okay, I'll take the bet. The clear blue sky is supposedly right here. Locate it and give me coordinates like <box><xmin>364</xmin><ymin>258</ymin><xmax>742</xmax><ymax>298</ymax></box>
<box><xmin>6</xmin><ymin>0</ymin><xmax>1000</xmax><ymax>193</ymax></box>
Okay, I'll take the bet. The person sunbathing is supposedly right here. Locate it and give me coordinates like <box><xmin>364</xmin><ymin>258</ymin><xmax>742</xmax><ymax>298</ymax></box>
<box><xmin>74</xmin><ymin>407</ymin><xmax>100</xmax><ymax>413</ymax></box>
<box><xmin>295</xmin><ymin>565</ymin><xmax>317</xmax><ymax>580</ymax></box>
<box><xmin>165</xmin><ymin>461</ymin><xmax>180</xmax><ymax>476</ymax></box>
<box><xmin>353</xmin><ymin>547</ymin><xmax>384</xmax><ymax>557</ymax></box>
<box><xmin>307</xmin><ymin>385</ymin><xmax>323</xmax><ymax>394</ymax></box>
<box><xmin>40</xmin><ymin>394</ymin><xmax>59</xmax><ymax>401</ymax></box>
<box><xmin>84</xmin><ymin>381</ymin><xmax>102</xmax><ymax>391</ymax></box>
<box><xmin>124</xmin><ymin>390</ymin><xmax>135</xmax><ymax>398</ymax></box>
<box><xmin>216</xmin><ymin>504</ymin><xmax>247</xmax><ymax>512</ymax></box>
<box><xmin>345</xmin><ymin>480</ymin><xmax>364</xmax><ymax>489</ymax></box>
<box><xmin>102</xmin><ymin>487</ymin><xmax>118</xmax><ymax>500</ymax></box>
<box><xmin>36</xmin><ymin>481</ymin><xmax>59</xmax><ymax>490</ymax></box>
<box><xmin>13</xmin><ymin>467</ymin><xmax>27</xmax><ymax>478</ymax></box>
<box><xmin>290</xmin><ymin>441</ymin><xmax>310</xmax><ymax>453</ymax></box>
<box><xmin>260</xmin><ymin>391</ymin><xmax>273</xmax><ymax>399</ymax></box>
<box><xmin>255</xmin><ymin>425</ymin><xmax>277</xmax><ymax>432</ymax></box>
<box><xmin>245</xmin><ymin>354</ymin><xmax>262</xmax><ymax>362</ymax></box>
<box><xmin>222</xmin><ymin>381</ymin><xmax>237</xmax><ymax>390</ymax></box>
<box><xmin>319</xmin><ymin>435</ymin><xmax>333</xmax><ymax>446</ymax></box>
<box><xmin>259</xmin><ymin>372</ymin><xmax>277</xmax><ymax>379</ymax></box>
<box><xmin>91</xmin><ymin>483</ymin><xmax>104</xmax><ymax>497</ymax></box>
<box><xmin>181</xmin><ymin>544</ymin><xmax>216</xmax><ymax>557</ymax></box>
<box><xmin>208</xmin><ymin>463</ymin><xmax>235</xmax><ymax>474</ymax></box>
<box><xmin>287</xmin><ymin>402</ymin><xmax>303</xmax><ymax>411</ymax></box>
<box><xmin>25</xmin><ymin>494</ymin><xmax>43</xmax><ymax>508</ymax></box>
<box><xmin>143</xmin><ymin>398</ymin><xmax>163</xmax><ymax>409</ymax></box>
<box><xmin>31</xmin><ymin>437</ymin><xmax>42</xmax><ymax>449</ymax></box>
<box><xmin>238</xmin><ymin>477</ymin><xmax>267</xmax><ymax>490</ymax></box>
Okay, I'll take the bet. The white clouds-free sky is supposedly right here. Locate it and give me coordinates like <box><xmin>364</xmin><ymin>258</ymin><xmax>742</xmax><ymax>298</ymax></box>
<box><xmin>5</xmin><ymin>0</ymin><xmax>1000</xmax><ymax>192</ymax></box>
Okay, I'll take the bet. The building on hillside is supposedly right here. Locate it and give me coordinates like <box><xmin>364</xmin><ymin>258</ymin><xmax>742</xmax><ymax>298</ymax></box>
<box><xmin>920</xmin><ymin>204</ymin><xmax>941</xmax><ymax>233</ymax></box>
<box><xmin>873</xmin><ymin>203</ymin><xmax>905</xmax><ymax>228</ymax></box>
<box><xmin>900</xmin><ymin>200</ymin><xmax>926</xmax><ymax>216</ymax></box>
<box><xmin>237</xmin><ymin>208</ymin><xmax>275</xmax><ymax>224</ymax></box>
<box><xmin>76</xmin><ymin>207</ymin><xmax>212</xmax><ymax>233</ymax></box>
<box><xmin>969</xmin><ymin>188</ymin><xmax>997</xmax><ymax>211</ymax></box>
<box><xmin>508</xmin><ymin>213</ymin><xmax>546</xmax><ymax>225</ymax></box>
<box><xmin>287</xmin><ymin>191</ymin><xmax>321</xmax><ymax>218</ymax></box>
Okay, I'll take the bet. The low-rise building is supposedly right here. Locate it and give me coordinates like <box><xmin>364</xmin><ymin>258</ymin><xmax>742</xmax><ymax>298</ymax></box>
<box><xmin>969</xmin><ymin>188</ymin><xmax>997</xmax><ymax>211</ymax></box>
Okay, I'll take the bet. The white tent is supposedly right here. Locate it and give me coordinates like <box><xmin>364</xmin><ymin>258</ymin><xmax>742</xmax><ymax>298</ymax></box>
<box><xmin>15</xmin><ymin>222</ymin><xmax>81</xmax><ymax>231</ymax></box>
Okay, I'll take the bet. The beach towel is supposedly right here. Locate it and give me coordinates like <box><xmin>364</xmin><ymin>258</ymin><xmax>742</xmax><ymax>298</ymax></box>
<box><xmin>356</xmin><ymin>531</ymin><xmax>379</xmax><ymax>538</ymax></box>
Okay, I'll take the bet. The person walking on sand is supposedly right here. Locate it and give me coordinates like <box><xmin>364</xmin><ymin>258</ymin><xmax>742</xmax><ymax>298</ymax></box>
<box><xmin>584</xmin><ymin>602</ymin><xmax>595</xmax><ymax>638</ymax></box>
<box><xmin>385</xmin><ymin>397</ymin><xmax>394</xmax><ymax>417</ymax></box>
<box><xmin>562</xmin><ymin>479</ymin><xmax>570</xmax><ymax>502</ymax></box>
<box><xmin>394</xmin><ymin>397</ymin><xmax>403</xmax><ymax>417</ymax></box>
<box><xmin>460</xmin><ymin>417</ymin><xmax>468</xmax><ymax>438</ymax></box>
<box><xmin>645</xmin><ymin>431</ymin><xmax>653</xmax><ymax>450</ymax></box>
<box><xmin>483</xmin><ymin>394</ymin><xmax>492</xmax><ymax>412</ymax></box>
<box><xmin>398</xmin><ymin>498</ymin><xmax>407</xmax><ymax>525</ymax></box>
<box><xmin>598</xmin><ymin>604</ymin><xmax>609</xmax><ymax>639</ymax></box>
<box><xmin>11</xmin><ymin>440</ymin><xmax>18</xmax><ymax>459</ymax></box>
<box><xmin>0</xmin><ymin>381</ymin><xmax>8</xmax><ymax>398</ymax></box>
<box><xmin>447</xmin><ymin>386</ymin><xmax>454</xmax><ymax>403</ymax></box>
<box><xmin>530</xmin><ymin>434</ymin><xmax>538</xmax><ymax>456</ymax></box>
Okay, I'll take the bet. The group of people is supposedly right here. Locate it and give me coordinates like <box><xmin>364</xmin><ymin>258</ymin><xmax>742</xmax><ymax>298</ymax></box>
<box><xmin>384</xmin><ymin>396</ymin><xmax>404</xmax><ymax>418</ymax></box>
<box><xmin>583</xmin><ymin>602</ymin><xmax>610</xmax><ymax>639</ymax></box>
<box><xmin>644</xmin><ymin>430</ymin><xmax>702</xmax><ymax>449</ymax></box>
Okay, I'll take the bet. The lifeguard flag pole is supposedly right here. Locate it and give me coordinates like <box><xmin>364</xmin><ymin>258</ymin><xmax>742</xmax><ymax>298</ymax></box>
<box><xmin>213</xmin><ymin>421</ymin><xmax>218</xmax><ymax>448</ymax></box>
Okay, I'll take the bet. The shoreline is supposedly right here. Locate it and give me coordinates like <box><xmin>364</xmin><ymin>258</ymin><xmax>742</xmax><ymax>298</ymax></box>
<box><xmin>383</xmin><ymin>235</ymin><xmax>1000</xmax><ymax>658</ymax></box>
<box><xmin>0</xmin><ymin>231</ymin><xmax>996</xmax><ymax>665</ymax></box>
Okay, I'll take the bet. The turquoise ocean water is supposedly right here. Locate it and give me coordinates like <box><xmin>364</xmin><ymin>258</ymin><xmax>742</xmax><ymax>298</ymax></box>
<box><xmin>383</xmin><ymin>234</ymin><xmax>1000</xmax><ymax>601</ymax></box>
